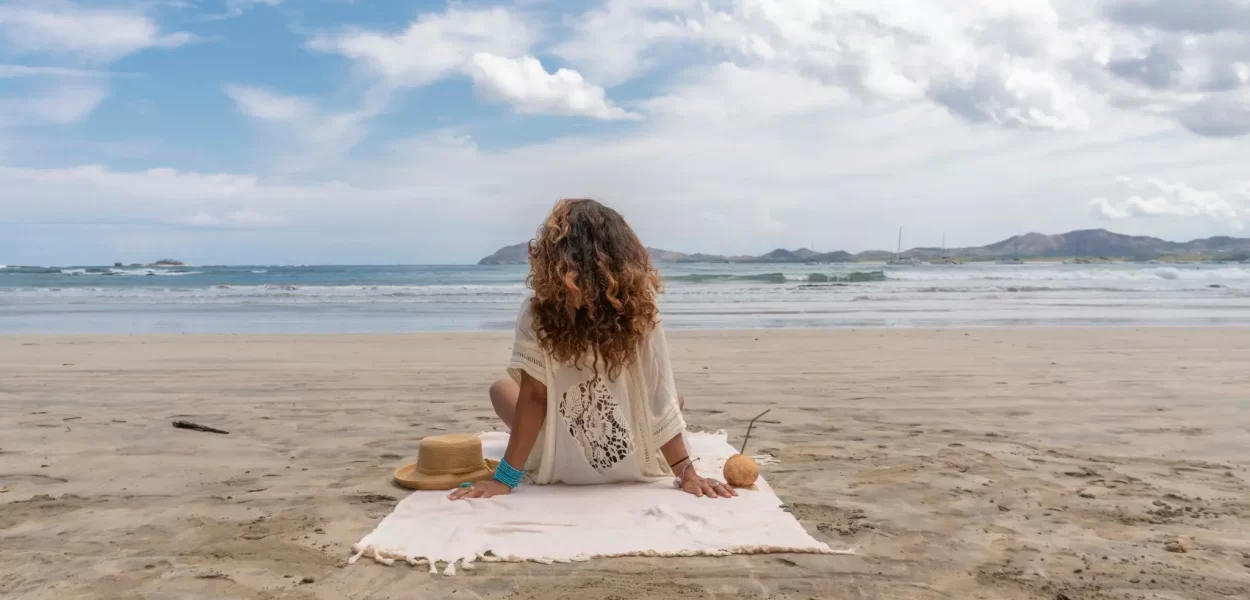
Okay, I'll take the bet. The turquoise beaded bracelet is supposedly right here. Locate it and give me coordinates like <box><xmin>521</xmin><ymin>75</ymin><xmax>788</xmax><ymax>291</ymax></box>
<box><xmin>493</xmin><ymin>458</ymin><xmax>523</xmax><ymax>489</ymax></box>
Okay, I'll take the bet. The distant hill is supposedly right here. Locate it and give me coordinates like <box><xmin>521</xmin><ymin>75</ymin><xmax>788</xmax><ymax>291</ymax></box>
<box><xmin>646</xmin><ymin>248</ymin><xmax>689</xmax><ymax>262</ymax></box>
<box><xmin>901</xmin><ymin>229</ymin><xmax>1250</xmax><ymax>261</ymax></box>
<box><xmin>811</xmin><ymin>250</ymin><xmax>856</xmax><ymax>262</ymax></box>
<box><xmin>478</xmin><ymin>229</ymin><xmax>1250</xmax><ymax>264</ymax></box>
<box><xmin>757</xmin><ymin>248</ymin><xmax>802</xmax><ymax>262</ymax></box>
<box><xmin>477</xmin><ymin>245</ymin><xmax>758</xmax><ymax>265</ymax></box>
<box><xmin>477</xmin><ymin>243</ymin><xmax>530</xmax><ymax>265</ymax></box>
<box><xmin>854</xmin><ymin>250</ymin><xmax>895</xmax><ymax>262</ymax></box>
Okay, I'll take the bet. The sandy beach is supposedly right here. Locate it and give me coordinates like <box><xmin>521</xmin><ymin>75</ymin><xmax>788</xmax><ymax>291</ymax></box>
<box><xmin>2</xmin><ymin>329</ymin><xmax>1248</xmax><ymax>599</ymax></box>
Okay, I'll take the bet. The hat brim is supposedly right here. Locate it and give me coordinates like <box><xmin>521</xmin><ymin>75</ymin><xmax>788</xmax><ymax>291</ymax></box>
<box><xmin>392</xmin><ymin>459</ymin><xmax>499</xmax><ymax>491</ymax></box>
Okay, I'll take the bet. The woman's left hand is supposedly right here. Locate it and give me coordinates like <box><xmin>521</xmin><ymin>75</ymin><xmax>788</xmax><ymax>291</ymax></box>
<box><xmin>679</xmin><ymin>469</ymin><xmax>737</xmax><ymax>498</ymax></box>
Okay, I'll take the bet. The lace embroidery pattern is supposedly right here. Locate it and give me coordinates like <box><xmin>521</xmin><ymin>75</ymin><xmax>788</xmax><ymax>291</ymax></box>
<box><xmin>509</xmin><ymin>341</ymin><xmax>547</xmax><ymax>385</ymax></box>
<box><xmin>560</xmin><ymin>376</ymin><xmax>634</xmax><ymax>470</ymax></box>
<box><xmin>651</xmin><ymin>408</ymin><xmax>684</xmax><ymax>443</ymax></box>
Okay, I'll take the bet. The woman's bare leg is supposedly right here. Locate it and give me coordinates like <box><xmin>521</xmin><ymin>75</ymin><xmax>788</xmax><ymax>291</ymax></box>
<box><xmin>490</xmin><ymin>378</ymin><xmax>520</xmax><ymax>430</ymax></box>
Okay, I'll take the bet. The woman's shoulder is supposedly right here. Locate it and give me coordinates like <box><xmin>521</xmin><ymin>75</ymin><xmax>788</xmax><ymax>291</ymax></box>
<box><xmin>514</xmin><ymin>297</ymin><xmax>537</xmax><ymax>331</ymax></box>
<box><xmin>640</xmin><ymin>313</ymin><xmax>667</xmax><ymax>353</ymax></box>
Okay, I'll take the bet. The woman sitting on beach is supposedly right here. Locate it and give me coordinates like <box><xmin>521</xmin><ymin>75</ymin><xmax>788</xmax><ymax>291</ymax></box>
<box><xmin>450</xmin><ymin>198</ymin><xmax>735</xmax><ymax>500</ymax></box>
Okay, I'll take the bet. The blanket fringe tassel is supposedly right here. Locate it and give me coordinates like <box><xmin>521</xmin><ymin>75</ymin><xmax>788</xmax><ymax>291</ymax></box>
<box><xmin>349</xmin><ymin>543</ymin><xmax>854</xmax><ymax>576</ymax></box>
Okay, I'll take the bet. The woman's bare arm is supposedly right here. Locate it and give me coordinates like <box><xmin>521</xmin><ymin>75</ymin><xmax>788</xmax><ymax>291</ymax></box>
<box><xmin>501</xmin><ymin>371</ymin><xmax>547</xmax><ymax>469</ymax></box>
<box><xmin>449</xmin><ymin>371</ymin><xmax>547</xmax><ymax>499</ymax></box>
<box><xmin>660</xmin><ymin>433</ymin><xmax>736</xmax><ymax>498</ymax></box>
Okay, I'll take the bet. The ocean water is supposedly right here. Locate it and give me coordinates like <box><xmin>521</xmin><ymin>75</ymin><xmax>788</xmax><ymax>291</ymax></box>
<box><xmin>1</xmin><ymin>263</ymin><xmax>1248</xmax><ymax>334</ymax></box>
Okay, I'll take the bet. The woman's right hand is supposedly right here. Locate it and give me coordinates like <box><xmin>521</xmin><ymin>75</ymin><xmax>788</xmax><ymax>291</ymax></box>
<box><xmin>448</xmin><ymin>480</ymin><xmax>512</xmax><ymax>500</ymax></box>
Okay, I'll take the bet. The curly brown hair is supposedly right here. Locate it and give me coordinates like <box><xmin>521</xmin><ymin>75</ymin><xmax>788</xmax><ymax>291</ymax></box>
<box><xmin>527</xmin><ymin>198</ymin><xmax>662</xmax><ymax>381</ymax></box>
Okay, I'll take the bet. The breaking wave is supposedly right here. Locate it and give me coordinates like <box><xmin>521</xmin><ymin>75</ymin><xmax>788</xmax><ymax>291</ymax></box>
<box><xmin>886</xmin><ymin>266</ymin><xmax>1249</xmax><ymax>281</ymax></box>
<box><xmin>2</xmin><ymin>267</ymin><xmax>202</xmax><ymax>277</ymax></box>
<box><xmin>665</xmin><ymin>271</ymin><xmax>886</xmax><ymax>284</ymax></box>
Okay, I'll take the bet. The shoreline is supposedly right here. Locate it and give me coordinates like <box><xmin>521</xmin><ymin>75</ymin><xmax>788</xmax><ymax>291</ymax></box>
<box><xmin>4</xmin><ymin>321</ymin><xmax>1250</xmax><ymax>337</ymax></box>
<box><xmin>2</xmin><ymin>329</ymin><xmax>1248</xmax><ymax>598</ymax></box>
<box><xmin>5</xmin><ymin>321</ymin><xmax>1250</xmax><ymax>337</ymax></box>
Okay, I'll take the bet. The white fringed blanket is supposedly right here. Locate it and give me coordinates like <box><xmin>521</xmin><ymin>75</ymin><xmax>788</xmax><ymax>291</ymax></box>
<box><xmin>350</xmin><ymin>431</ymin><xmax>851</xmax><ymax>575</ymax></box>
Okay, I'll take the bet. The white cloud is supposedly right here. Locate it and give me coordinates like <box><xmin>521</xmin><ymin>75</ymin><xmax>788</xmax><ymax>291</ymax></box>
<box><xmin>30</xmin><ymin>83</ymin><xmax>108</xmax><ymax>124</ymax></box>
<box><xmin>928</xmin><ymin>66</ymin><xmax>1089</xmax><ymax>131</ymax></box>
<box><xmin>552</xmin><ymin>0</ymin><xmax>694</xmax><ymax>86</ymax></box>
<box><xmin>221</xmin><ymin>84</ymin><xmax>386</xmax><ymax>176</ymax></box>
<box><xmin>641</xmin><ymin>62</ymin><xmax>851</xmax><ymax>123</ymax></box>
<box><xmin>552</xmin><ymin>0</ymin><xmax>1095</xmax><ymax>131</ymax></box>
<box><xmin>0</xmin><ymin>2</ymin><xmax>190</xmax><ymax>130</ymax></box>
<box><xmin>0</xmin><ymin>64</ymin><xmax>134</xmax><ymax>78</ymax></box>
<box><xmin>0</xmin><ymin>2</ymin><xmax>193</xmax><ymax>63</ymax></box>
<box><xmin>1091</xmin><ymin>178</ymin><xmax>1245</xmax><ymax>226</ymax></box>
<box><xmin>308</xmin><ymin>7</ymin><xmax>536</xmax><ymax>88</ymax></box>
<box><xmin>172</xmin><ymin>209</ymin><xmax>289</xmax><ymax>228</ymax></box>
<box><xmin>549</xmin><ymin>0</ymin><xmax>1250</xmax><ymax>136</ymax></box>
<box><xmin>224</xmin><ymin>0</ymin><xmax>285</xmax><ymax>17</ymax></box>
<box><xmin>1077</xmin><ymin>1</ymin><xmax>1250</xmax><ymax>137</ymax></box>
<box><xmin>224</xmin><ymin>84</ymin><xmax>317</xmax><ymax>122</ymax></box>
<box><xmin>1103</xmin><ymin>0</ymin><xmax>1250</xmax><ymax>34</ymax></box>
<box><xmin>1</xmin><ymin>165</ymin><xmax>261</xmax><ymax>199</ymax></box>
<box><xmin>0</xmin><ymin>88</ymin><xmax>1242</xmax><ymax>265</ymax></box>
<box><xmin>9</xmin><ymin>0</ymin><xmax>1250</xmax><ymax>265</ymax></box>
<box><xmin>226</xmin><ymin>208</ymin><xmax>288</xmax><ymax>226</ymax></box>
<box><xmin>0</xmin><ymin>161</ymin><xmax>496</xmax><ymax>241</ymax></box>
<box><xmin>466</xmin><ymin>54</ymin><xmax>640</xmax><ymax>120</ymax></box>
<box><xmin>0</xmin><ymin>82</ymin><xmax>108</xmax><ymax>125</ymax></box>
<box><xmin>1174</xmin><ymin>93</ymin><xmax>1250</xmax><ymax>137</ymax></box>
<box><xmin>176</xmin><ymin>212</ymin><xmax>227</xmax><ymax>227</ymax></box>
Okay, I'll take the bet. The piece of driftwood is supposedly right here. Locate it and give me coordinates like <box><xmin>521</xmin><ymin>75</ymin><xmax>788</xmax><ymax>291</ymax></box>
<box><xmin>173</xmin><ymin>420</ymin><xmax>229</xmax><ymax>435</ymax></box>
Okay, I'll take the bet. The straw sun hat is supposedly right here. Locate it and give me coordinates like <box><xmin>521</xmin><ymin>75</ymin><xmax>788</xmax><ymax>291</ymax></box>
<box><xmin>393</xmin><ymin>434</ymin><xmax>499</xmax><ymax>491</ymax></box>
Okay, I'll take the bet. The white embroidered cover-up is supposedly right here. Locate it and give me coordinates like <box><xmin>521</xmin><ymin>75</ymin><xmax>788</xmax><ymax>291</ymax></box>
<box><xmin>507</xmin><ymin>300</ymin><xmax>686</xmax><ymax>485</ymax></box>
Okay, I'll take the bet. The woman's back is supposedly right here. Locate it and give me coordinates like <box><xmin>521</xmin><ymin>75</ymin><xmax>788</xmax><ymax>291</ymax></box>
<box><xmin>455</xmin><ymin>198</ymin><xmax>733</xmax><ymax>500</ymax></box>
<box><xmin>507</xmin><ymin>199</ymin><xmax>682</xmax><ymax>484</ymax></box>
<box><xmin>509</xmin><ymin>299</ymin><xmax>683</xmax><ymax>484</ymax></box>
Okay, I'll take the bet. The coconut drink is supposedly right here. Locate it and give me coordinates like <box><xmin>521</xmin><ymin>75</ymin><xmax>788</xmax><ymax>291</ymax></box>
<box><xmin>723</xmin><ymin>409</ymin><xmax>771</xmax><ymax>488</ymax></box>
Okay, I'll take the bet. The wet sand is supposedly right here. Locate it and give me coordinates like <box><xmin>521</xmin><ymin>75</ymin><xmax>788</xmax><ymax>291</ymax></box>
<box><xmin>2</xmin><ymin>329</ymin><xmax>1248</xmax><ymax>599</ymax></box>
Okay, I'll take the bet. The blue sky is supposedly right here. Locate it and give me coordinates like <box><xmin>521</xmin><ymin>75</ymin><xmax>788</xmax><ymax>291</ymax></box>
<box><xmin>2</xmin><ymin>0</ymin><xmax>1249</xmax><ymax>265</ymax></box>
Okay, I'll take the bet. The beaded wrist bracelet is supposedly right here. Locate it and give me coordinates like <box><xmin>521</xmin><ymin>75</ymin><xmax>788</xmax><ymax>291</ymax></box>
<box><xmin>493</xmin><ymin>458</ymin><xmax>523</xmax><ymax>489</ymax></box>
<box><xmin>672</xmin><ymin>460</ymin><xmax>694</xmax><ymax>488</ymax></box>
